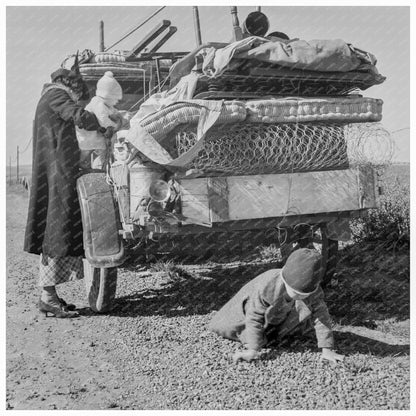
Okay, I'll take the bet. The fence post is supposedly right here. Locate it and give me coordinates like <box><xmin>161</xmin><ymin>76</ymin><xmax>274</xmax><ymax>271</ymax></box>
<box><xmin>16</xmin><ymin>146</ymin><xmax>19</xmax><ymax>184</ymax></box>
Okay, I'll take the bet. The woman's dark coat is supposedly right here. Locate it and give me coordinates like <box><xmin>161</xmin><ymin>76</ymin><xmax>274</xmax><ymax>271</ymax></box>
<box><xmin>24</xmin><ymin>85</ymin><xmax>101</xmax><ymax>258</ymax></box>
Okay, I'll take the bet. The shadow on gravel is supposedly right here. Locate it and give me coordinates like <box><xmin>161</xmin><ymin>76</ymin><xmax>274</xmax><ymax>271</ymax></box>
<box><xmin>122</xmin><ymin>229</ymin><xmax>280</xmax><ymax>269</ymax></box>
<box><xmin>256</xmin><ymin>329</ymin><xmax>410</xmax><ymax>359</ymax></box>
<box><xmin>265</xmin><ymin>329</ymin><xmax>409</xmax><ymax>358</ymax></box>
<box><xmin>114</xmin><ymin>237</ymin><xmax>410</xmax><ymax>345</ymax></box>
<box><xmin>333</xmin><ymin>331</ymin><xmax>409</xmax><ymax>357</ymax></box>
<box><xmin>112</xmin><ymin>261</ymin><xmax>281</xmax><ymax>317</ymax></box>
<box><xmin>325</xmin><ymin>243</ymin><xmax>410</xmax><ymax>328</ymax></box>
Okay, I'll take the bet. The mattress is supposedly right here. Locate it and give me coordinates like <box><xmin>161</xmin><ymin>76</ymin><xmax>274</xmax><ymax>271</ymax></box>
<box><xmin>140</xmin><ymin>100</ymin><xmax>247</xmax><ymax>141</ymax></box>
<box><xmin>138</xmin><ymin>96</ymin><xmax>382</xmax><ymax>142</ymax></box>
<box><xmin>245</xmin><ymin>96</ymin><xmax>383</xmax><ymax>124</ymax></box>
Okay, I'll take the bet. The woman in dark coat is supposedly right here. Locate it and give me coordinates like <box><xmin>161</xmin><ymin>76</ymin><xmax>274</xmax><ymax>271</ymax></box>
<box><xmin>24</xmin><ymin>68</ymin><xmax>109</xmax><ymax>318</ymax></box>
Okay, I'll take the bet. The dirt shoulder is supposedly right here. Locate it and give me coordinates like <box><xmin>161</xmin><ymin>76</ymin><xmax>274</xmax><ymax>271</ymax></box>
<box><xmin>6</xmin><ymin>186</ymin><xmax>129</xmax><ymax>409</ymax></box>
<box><xmin>6</xmin><ymin>185</ymin><xmax>410</xmax><ymax>410</ymax></box>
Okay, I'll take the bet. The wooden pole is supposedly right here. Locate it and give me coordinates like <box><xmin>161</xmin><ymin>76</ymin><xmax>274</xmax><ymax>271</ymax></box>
<box><xmin>193</xmin><ymin>6</ymin><xmax>202</xmax><ymax>46</ymax></box>
<box><xmin>230</xmin><ymin>6</ymin><xmax>243</xmax><ymax>41</ymax></box>
<box><xmin>9</xmin><ymin>155</ymin><xmax>11</xmax><ymax>186</ymax></box>
<box><xmin>105</xmin><ymin>6</ymin><xmax>166</xmax><ymax>51</ymax></box>
<box><xmin>153</xmin><ymin>57</ymin><xmax>161</xmax><ymax>92</ymax></box>
<box><xmin>16</xmin><ymin>146</ymin><xmax>19</xmax><ymax>184</ymax></box>
<box><xmin>99</xmin><ymin>21</ymin><xmax>105</xmax><ymax>52</ymax></box>
<box><xmin>148</xmin><ymin>26</ymin><xmax>177</xmax><ymax>53</ymax></box>
<box><xmin>128</xmin><ymin>20</ymin><xmax>171</xmax><ymax>57</ymax></box>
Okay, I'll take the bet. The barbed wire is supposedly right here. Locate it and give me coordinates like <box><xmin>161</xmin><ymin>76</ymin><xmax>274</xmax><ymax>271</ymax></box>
<box><xmin>390</xmin><ymin>127</ymin><xmax>410</xmax><ymax>134</ymax></box>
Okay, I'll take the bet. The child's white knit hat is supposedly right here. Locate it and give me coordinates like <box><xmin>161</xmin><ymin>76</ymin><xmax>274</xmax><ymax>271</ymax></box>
<box><xmin>96</xmin><ymin>71</ymin><xmax>122</xmax><ymax>101</ymax></box>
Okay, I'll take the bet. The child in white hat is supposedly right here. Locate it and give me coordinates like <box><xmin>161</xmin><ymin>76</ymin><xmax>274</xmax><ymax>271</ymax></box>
<box><xmin>209</xmin><ymin>248</ymin><xmax>345</xmax><ymax>364</ymax></box>
<box><xmin>76</xmin><ymin>71</ymin><xmax>125</xmax><ymax>169</ymax></box>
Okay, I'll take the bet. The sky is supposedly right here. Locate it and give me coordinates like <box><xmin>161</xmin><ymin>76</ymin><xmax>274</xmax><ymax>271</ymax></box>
<box><xmin>1</xmin><ymin>3</ymin><xmax>415</xmax><ymax>412</ymax></box>
<box><xmin>5</xmin><ymin>4</ymin><xmax>411</xmax><ymax>166</ymax></box>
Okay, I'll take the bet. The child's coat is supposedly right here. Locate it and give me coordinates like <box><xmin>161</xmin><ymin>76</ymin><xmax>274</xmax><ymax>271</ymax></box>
<box><xmin>76</xmin><ymin>96</ymin><xmax>120</xmax><ymax>150</ymax></box>
<box><xmin>208</xmin><ymin>268</ymin><xmax>334</xmax><ymax>351</ymax></box>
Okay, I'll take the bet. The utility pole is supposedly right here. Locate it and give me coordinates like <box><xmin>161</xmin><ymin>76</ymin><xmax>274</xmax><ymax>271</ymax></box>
<box><xmin>16</xmin><ymin>146</ymin><xmax>19</xmax><ymax>184</ymax></box>
<box><xmin>9</xmin><ymin>155</ymin><xmax>11</xmax><ymax>186</ymax></box>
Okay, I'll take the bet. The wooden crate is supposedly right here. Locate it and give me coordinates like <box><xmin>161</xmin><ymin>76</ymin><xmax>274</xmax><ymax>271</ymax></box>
<box><xmin>179</xmin><ymin>167</ymin><xmax>377</xmax><ymax>225</ymax></box>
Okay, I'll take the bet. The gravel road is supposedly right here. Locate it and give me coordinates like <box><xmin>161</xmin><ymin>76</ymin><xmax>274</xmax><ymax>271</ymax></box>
<box><xmin>6</xmin><ymin>185</ymin><xmax>410</xmax><ymax>410</ymax></box>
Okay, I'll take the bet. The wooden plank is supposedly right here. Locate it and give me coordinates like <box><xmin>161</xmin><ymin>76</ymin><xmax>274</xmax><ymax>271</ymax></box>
<box><xmin>127</xmin><ymin>20</ymin><xmax>171</xmax><ymax>58</ymax></box>
<box><xmin>144</xmin><ymin>212</ymin><xmax>362</xmax><ymax>235</ymax></box>
<box><xmin>227</xmin><ymin>175</ymin><xmax>291</xmax><ymax>220</ymax></box>
<box><xmin>128</xmin><ymin>51</ymin><xmax>189</xmax><ymax>61</ymax></box>
<box><xmin>227</xmin><ymin>170</ymin><xmax>362</xmax><ymax>221</ymax></box>
<box><xmin>110</xmin><ymin>164</ymin><xmax>130</xmax><ymax>222</ymax></box>
<box><xmin>149</xmin><ymin>27</ymin><xmax>177</xmax><ymax>53</ymax></box>
<box><xmin>207</xmin><ymin>177</ymin><xmax>229</xmax><ymax>222</ymax></box>
<box><xmin>116</xmin><ymin>188</ymin><xmax>130</xmax><ymax>224</ymax></box>
<box><xmin>179</xmin><ymin>178</ymin><xmax>210</xmax><ymax>225</ymax></box>
<box><xmin>358</xmin><ymin>165</ymin><xmax>377</xmax><ymax>208</ymax></box>
<box><xmin>287</xmin><ymin>170</ymin><xmax>361</xmax><ymax>215</ymax></box>
<box><xmin>179</xmin><ymin>168</ymin><xmax>377</xmax><ymax>224</ymax></box>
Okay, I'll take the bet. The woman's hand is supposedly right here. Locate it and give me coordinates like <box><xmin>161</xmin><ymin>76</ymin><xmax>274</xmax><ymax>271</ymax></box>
<box><xmin>103</xmin><ymin>126</ymin><xmax>115</xmax><ymax>140</ymax></box>
<box><xmin>108</xmin><ymin>113</ymin><xmax>124</xmax><ymax>131</ymax></box>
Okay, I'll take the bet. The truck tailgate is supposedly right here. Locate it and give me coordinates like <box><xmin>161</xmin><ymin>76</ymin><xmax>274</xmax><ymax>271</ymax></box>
<box><xmin>179</xmin><ymin>166</ymin><xmax>377</xmax><ymax>224</ymax></box>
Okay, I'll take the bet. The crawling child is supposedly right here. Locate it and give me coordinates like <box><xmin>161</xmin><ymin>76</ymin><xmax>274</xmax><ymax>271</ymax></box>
<box><xmin>76</xmin><ymin>71</ymin><xmax>124</xmax><ymax>169</ymax></box>
<box><xmin>209</xmin><ymin>248</ymin><xmax>345</xmax><ymax>363</ymax></box>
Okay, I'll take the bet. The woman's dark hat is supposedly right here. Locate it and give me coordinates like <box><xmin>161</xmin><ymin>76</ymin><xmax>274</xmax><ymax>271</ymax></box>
<box><xmin>50</xmin><ymin>68</ymin><xmax>72</xmax><ymax>82</ymax></box>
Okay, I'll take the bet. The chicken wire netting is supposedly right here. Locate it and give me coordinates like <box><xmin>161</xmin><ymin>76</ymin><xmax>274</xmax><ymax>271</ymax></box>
<box><xmin>166</xmin><ymin>122</ymin><xmax>393</xmax><ymax>175</ymax></box>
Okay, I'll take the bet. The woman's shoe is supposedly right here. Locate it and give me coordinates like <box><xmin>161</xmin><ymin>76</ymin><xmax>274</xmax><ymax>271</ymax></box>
<box><xmin>38</xmin><ymin>299</ymin><xmax>79</xmax><ymax>318</ymax></box>
<box><xmin>57</xmin><ymin>297</ymin><xmax>76</xmax><ymax>311</ymax></box>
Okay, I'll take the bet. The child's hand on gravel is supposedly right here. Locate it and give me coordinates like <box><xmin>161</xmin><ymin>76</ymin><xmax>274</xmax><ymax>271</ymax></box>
<box><xmin>233</xmin><ymin>349</ymin><xmax>261</xmax><ymax>363</ymax></box>
<box><xmin>321</xmin><ymin>348</ymin><xmax>345</xmax><ymax>363</ymax></box>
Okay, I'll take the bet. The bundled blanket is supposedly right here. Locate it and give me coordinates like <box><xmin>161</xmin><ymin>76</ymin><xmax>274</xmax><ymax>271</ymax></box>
<box><xmin>170</xmin><ymin>36</ymin><xmax>381</xmax><ymax>84</ymax></box>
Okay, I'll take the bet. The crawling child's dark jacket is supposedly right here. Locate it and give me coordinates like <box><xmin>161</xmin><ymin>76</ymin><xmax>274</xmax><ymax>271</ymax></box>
<box><xmin>208</xmin><ymin>268</ymin><xmax>334</xmax><ymax>351</ymax></box>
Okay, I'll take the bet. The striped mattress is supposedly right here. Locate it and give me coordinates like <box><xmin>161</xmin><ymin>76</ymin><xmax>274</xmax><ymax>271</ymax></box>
<box><xmin>139</xmin><ymin>100</ymin><xmax>247</xmax><ymax>141</ymax></box>
<box><xmin>137</xmin><ymin>96</ymin><xmax>382</xmax><ymax>141</ymax></box>
<box><xmin>245</xmin><ymin>96</ymin><xmax>383</xmax><ymax>124</ymax></box>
